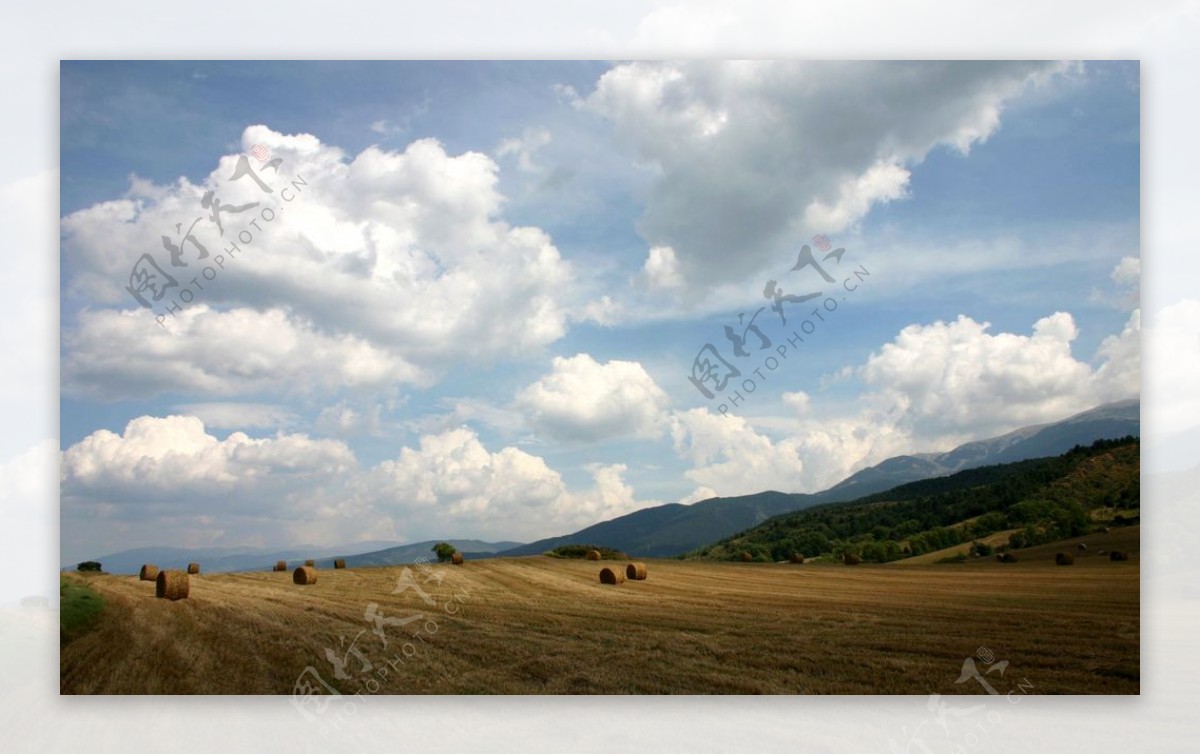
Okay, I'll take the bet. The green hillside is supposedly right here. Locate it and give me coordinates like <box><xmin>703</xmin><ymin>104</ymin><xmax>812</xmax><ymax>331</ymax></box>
<box><xmin>689</xmin><ymin>437</ymin><xmax>1139</xmax><ymax>563</ymax></box>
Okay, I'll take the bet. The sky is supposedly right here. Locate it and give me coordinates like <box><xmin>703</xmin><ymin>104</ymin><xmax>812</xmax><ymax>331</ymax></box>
<box><xmin>58</xmin><ymin>60</ymin><xmax>1141</xmax><ymax>562</ymax></box>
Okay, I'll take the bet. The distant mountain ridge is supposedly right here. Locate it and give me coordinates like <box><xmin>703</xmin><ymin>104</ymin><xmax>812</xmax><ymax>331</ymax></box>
<box><xmin>327</xmin><ymin>540</ymin><xmax>524</xmax><ymax>569</ymax></box>
<box><xmin>690</xmin><ymin>436</ymin><xmax>1140</xmax><ymax>563</ymax></box>
<box><xmin>69</xmin><ymin>539</ymin><xmax>522</xmax><ymax>575</ymax></box>
<box><xmin>822</xmin><ymin>399</ymin><xmax>1139</xmax><ymax>500</ymax></box>
<box><xmin>499</xmin><ymin>399</ymin><xmax>1139</xmax><ymax>558</ymax></box>
<box><xmin>71</xmin><ymin>400</ymin><xmax>1138</xmax><ymax>570</ymax></box>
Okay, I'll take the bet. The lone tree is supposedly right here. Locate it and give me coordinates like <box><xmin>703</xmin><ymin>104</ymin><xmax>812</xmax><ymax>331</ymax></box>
<box><xmin>432</xmin><ymin>542</ymin><xmax>456</xmax><ymax>563</ymax></box>
<box><xmin>76</xmin><ymin>561</ymin><xmax>102</xmax><ymax>573</ymax></box>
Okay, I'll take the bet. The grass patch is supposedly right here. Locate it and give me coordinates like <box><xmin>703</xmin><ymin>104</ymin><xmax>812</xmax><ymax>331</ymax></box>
<box><xmin>60</xmin><ymin>576</ymin><xmax>105</xmax><ymax>645</ymax></box>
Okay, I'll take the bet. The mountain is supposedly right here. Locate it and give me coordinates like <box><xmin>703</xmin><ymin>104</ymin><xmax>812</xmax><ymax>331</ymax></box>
<box><xmin>68</xmin><ymin>539</ymin><xmax>521</xmax><ymax>575</ymax></box>
<box><xmin>330</xmin><ymin>540</ymin><xmax>524</xmax><ymax>568</ymax></box>
<box><xmin>498</xmin><ymin>399</ymin><xmax>1140</xmax><ymax>558</ymax></box>
<box><xmin>822</xmin><ymin>399</ymin><xmax>1139</xmax><ymax>500</ymax></box>
<box><xmin>690</xmin><ymin>436</ymin><xmax>1140</xmax><ymax>563</ymax></box>
<box><xmin>73</xmin><ymin>401</ymin><xmax>1139</xmax><ymax>570</ymax></box>
<box><xmin>499</xmin><ymin>492</ymin><xmax>815</xmax><ymax>559</ymax></box>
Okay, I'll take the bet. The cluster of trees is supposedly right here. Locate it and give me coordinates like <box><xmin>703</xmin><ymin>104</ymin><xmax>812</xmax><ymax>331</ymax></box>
<box><xmin>696</xmin><ymin>437</ymin><xmax>1139</xmax><ymax>564</ymax></box>
<box><xmin>542</xmin><ymin>544</ymin><xmax>629</xmax><ymax>560</ymax></box>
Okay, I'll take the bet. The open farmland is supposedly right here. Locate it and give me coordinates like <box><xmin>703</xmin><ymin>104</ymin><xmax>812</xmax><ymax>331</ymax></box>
<box><xmin>60</xmin><ymin>541</ymin><xmax>1139</xmax><ymax>695</ymax></box>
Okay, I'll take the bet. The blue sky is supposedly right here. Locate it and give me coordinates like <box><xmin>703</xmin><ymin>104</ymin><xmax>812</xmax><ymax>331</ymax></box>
<box><xmin>59</xmin><ymin>60</ymin><xmax>1140</xmax><ymax>561</ymax></box>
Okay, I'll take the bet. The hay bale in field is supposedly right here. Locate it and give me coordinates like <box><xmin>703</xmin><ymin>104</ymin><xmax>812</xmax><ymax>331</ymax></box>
<box><xmin>625</xmin><ymin>562</ymin><xmax>647</xmax><ymax>580</ymax></box>
<box><xmin>187</xmin><ymin>562</ymin><xmax>200</xmax><ymax>575</ymax></box>
<box><xmin>586</xmin><ymin>549</ymin><xmax>602</xmax><ymax>561</ymax></box>
<box><xmin>1077</xmin><ymin>543</ymin><xmax>1087</xmax><ymax>551</ymax></box>
<box><xmin>1055</xmin><ymin>552</ymin><xmax>1074</xmax><ymax>566</ymax></box>
<box><xmin>334</xmin><ymin>559</ymin><xmax>346</xmax><ymax>569</ymax></box>
<box><xmin>1110</xmin><ymin>550</ymin><xmax>1129</xmax><ymax>561</ymax></box>
<box><xmin>739</xmin><ymin>551</ymin><xmax>754</xmax><ymax>562</ymax></box>
<box><xmin>1098</xmin><ymin>550</ymin><xmax>1108</xmax><ymax>556</ymax></box>
<box><xmin>304</xmin><ymin>559</ymin><xmax>315</xmax><ymax>567</ymax></box>
<box><xmin>1099</xmin><ymin>526</ymin><xmax>1111</xmax><ymax>533</ymax></box>
<box><xmin>599</xmin><ymin>567</ymin><xmax>625</xmax><ymax>585</ymax></box>
<box><xmin>843</xmin><ymin>553</ymin><xmax>862</xmax><ymax>566</ymax></box>
<box><xmin>139</xmin><ymin>564</ymin><xmax>159</xmax><ymax>581</ymax></box>
<box><xmin>790</xmin><ymin>553</ymin><xmax>805</xmax><ymax>564</ymax></box>
<box><xmin>274</xmin><ymin>560</ymin><xmax>287</xmax><ymax>572</ymax></box>
<box><xmin>155</xmin><ymin>570</ymin><xmax>190</xmax><ymax>600</ymax></box>
<box><xmin>293</xmin><ymin>565</ymin><xmax>318</xmax><ymax>585</ymax></box>
<box><xmin>451</xmin><ymin>552</ymin><xmax>464</xmax><ymax>565</ymax></box>
<box><xmin>999</xmin><ymin>553</ymin><xmax>1019</xmax><ymax>563</ymax></box>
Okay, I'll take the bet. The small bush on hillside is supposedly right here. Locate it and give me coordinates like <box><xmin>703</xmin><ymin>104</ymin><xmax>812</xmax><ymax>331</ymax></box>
<box><xmin>969</xmin><ymin>541</ymin><xmax>994</xmax><ymax>558</ymax></box>
<box><xmin>937</xmin><ymin>553</ymin><xmax>969</xmax><ymax>564</ymax></box>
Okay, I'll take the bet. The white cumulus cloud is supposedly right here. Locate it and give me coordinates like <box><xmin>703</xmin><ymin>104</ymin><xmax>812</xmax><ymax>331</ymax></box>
<box><xmin>361</xmin><ymin>427</ymin><xmax>656</xmax><ymax>540</ymax></box>
<box><xmin>496</xmin><ymin>127</ymin><xmax>552</xmax><ymax>173</ymax></box>
<box><xmin>61</xmin><ymin>415</ymin><xmax>356</xmax><ymax>495</ymax></box>
<box><xmin>61</xmin><ymin>126</ymin><xmax>577</xmax><ymax>401</ymax></box>
<box><xmin>59</xmin><ymin>415</ymin><xmax>362</xmax><ymax>558</ymax></box>
<box><xmin>63</xmin><ymin>306</ymin><xmax>426</xmax><ymax>400</ymax></box>
<box><xmin>859</xmin><ymin>311</ymin><xmax>1138</xmax><ymax>445</ymax></box>
<box><xmin>516</xmin><ymin>353</ymin><xmax>671</xmax><ymax>442</ymax></box>
<box><xmin>60</xmin><ymin>417</ymin><xmax>660</xmax><ymax>556</ymax></box>
<box><xmin>670</xmin><ymin>310</ymin><xmax>1140</xmax><ymax>496</ymax></box>
<box><xmin>640</xmin><ymin>245</ymin><xmax>684</xmax><ymax>290</ymax></box>
<box><xmin>579</xmin><ymin>60</ymin><xmax>1073</xmax><ymax>286</ymax></box>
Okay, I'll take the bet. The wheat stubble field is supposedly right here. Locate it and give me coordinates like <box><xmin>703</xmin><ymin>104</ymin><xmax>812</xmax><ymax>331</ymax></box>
<box><xmin>61</xmin><ymin>541</ymin><xmax>1139</xmax><ymax>695</ymax></box>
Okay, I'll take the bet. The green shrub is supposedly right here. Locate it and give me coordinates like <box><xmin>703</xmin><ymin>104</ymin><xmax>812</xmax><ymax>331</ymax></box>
<box><xmin>937</xmin><ymin>553</ymin><xmax>969</xmax><ymax>564</ymax></box>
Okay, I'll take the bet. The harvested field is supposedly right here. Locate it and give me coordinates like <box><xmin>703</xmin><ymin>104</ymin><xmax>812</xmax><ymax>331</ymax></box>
<box><xmin>60</xmin><ymin>543</ymin><xmax>1139</xmax><ymax>694</ymax></box>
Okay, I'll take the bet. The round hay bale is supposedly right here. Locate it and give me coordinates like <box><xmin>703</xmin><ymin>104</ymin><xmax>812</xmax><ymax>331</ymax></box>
<box><xmin>293</xmin><ymin>565</ymin><xmax>318</xmax><ymax>585</ymax></box>
<box><xmin>999</xmin><ymin>553</ymin><xmax>1019</xmax><ymax>563</ymax></box>
<box><xmin>599</xmin><ymin>567</ymin><xmax>625</xmax><ymax>585</ymax></box>
<box><xmin>451</xmin><ymin>552</ymin><xmax>464</xmax><ymax>565</ymax></box>
<box><xmin>1109</xmin><ymin>550</ymin><xmax>1129</xmax><ymax>561</ymax></box>
<box><xmin>274</xmin><ymin>560</ymin><xmax>287</xmax><ymax>572</ymax></box>
<box><xmin>1077</xmin><ymin>543</ymin><xmax>1087</xmax><ymax>551</ymax></box>
<box><xmin>304</xmin><ymin>559</ymin><xmax>315</xmax><ymax>567</ymax></box>
<box><xmin>739</xmin><ymin>551</ymin><xmax>754</xmax><ymax>562</ymax></box>
<box><xmin>843</xmin><ymin>553</ymin><xmax>862</xmax><ymax>566</ymax></box>
<box><xmin>625</xmin><ymin>562</ymin><xmax>647</xmax><ymax>580</ymax></box>
<box><xmin>334</xmin><ymin>559</ymin><xmax>346</xmax><ymax>569</ymax></box>
<box><xmin>139</xmin><ymin>564</ymin><xmax>159</xmax><ymax>581</ymax></box>
<box><xmin>187</xmin><ymin>562</ymin><xmax>200</xmax><ymax>575</ymax></box>
<box><xmin>789</xmin><ymin>553</ymin><xmax>805</xmax><ymax>564</ymax></box>
<box><xmin>1055</xmin><ymin>552</ymin><xmax>1074</xmax><ymax>566</ymax></box>
<box><xmin>586</xmin><ymin>549</ymin><xmax>602</xmax><ymax>561</ymax></box>
<box><xmin>155</xmin><ymin>570</ymin><xmax>190</xmax><ymax>600</ymax></box>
